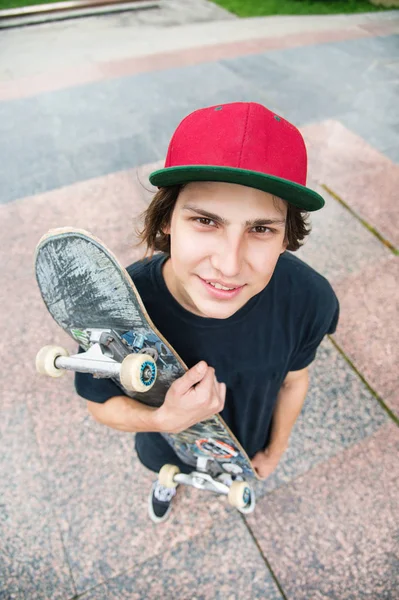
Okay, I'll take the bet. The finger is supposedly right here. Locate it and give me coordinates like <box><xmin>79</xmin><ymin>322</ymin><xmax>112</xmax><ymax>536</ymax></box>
<box><xmin>195</xmin><ymin>366</ymin><xmax>215</xmax><ymax>392</ymax></box>
<box><xmin>220</xmin><ymin>382</ymin><xmax>226</xmax><ymax>400</ymax></box>
<box><xmin>212</xmin><ymin>372</ymin><xmax>219</xmax><ymax>395</ymax></box>
<box><xmin>218</xmin><ymin>382</ymin><xmax>226</xmax><ymax>407</ymax></box>
<box><xmin>173</xmin><ymin>361</ymin><xmax>208</xmax><ymax>395</ymax></box>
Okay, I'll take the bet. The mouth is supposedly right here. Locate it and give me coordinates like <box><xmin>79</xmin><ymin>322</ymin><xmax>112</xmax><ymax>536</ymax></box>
<box><xmin>198</xmin><ymin>276</ymin><xmax>245</xmax><ymax>300</ymax></box>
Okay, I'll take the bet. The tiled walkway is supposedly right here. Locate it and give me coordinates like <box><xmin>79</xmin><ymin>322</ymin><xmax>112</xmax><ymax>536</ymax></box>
<box><xmin>0</xmin><ymin>4</ymin><xmax>398</xmax><ymax>599</ymax></box>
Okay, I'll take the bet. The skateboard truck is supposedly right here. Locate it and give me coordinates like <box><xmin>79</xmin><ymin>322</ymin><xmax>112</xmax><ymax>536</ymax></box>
<box><xmin>158</xmin><ymin>457</ymin><xmax>256</xmax><ymax>514</ymax></box>
<box><xmin>35</xmin><ymin>328</ymin><xmax>158</xmax><ymax>393</ymax></box>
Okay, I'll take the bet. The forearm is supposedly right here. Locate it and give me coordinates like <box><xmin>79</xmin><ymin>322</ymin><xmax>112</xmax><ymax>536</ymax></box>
<box><xmin>267</xmin><ymin>371</ymin><xmax>309</xmax><ymax>453</ymax></box>
<box><xmin>87</xmin><ymin>395</ymin><xmax>162</xmax><ymax>433</ymax></box>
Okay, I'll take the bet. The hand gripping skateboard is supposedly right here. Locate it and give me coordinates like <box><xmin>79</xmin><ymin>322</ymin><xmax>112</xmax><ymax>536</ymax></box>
<box><xmin>35</xmin><ymin>228</ymin><xmax>258</xmax><ymax>513</ymax></box>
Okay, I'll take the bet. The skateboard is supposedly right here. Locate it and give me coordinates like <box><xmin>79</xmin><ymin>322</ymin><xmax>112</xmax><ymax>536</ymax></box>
<box><xmin>35</xmin><ymin>228</ymin><xmax>258</xmax><ymax>513</ymax></box>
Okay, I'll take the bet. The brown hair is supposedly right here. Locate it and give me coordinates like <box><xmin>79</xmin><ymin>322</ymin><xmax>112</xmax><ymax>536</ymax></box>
<box><xmin>135</xmin><ymin>184</ymin><xmax>311</xmax><ymax>256</ymax></box>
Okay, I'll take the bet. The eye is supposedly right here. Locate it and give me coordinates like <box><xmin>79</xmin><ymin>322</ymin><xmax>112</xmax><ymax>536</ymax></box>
<box><xmin>252</xmin><ymin>225</ymin><xmax>272</xmax><ymax>234</ymax></box>
<box><xmin>193</xmin><ymin>217</ymin><xmax>216</xmax><ymax>227</ymax></box>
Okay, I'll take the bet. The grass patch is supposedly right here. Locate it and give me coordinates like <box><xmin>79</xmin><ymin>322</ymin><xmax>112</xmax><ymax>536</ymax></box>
<box><xmin>0</xmin><ymin>0</ymin><xmax>64</xmax><ymax>9</ymax></box>
<box><xmin>210</xmin><ymin>0</ymin><xmax>393</xmax><ymax>17</ymax></box>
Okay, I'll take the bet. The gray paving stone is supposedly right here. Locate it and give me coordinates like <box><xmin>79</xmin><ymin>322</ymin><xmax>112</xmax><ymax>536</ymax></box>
<box><xmin>333</xmin><ymin>109</ymin><xmax>399</xmax><ymax>157</ymax></box>
<box><xmin>250</xmin><ymin>72</ymin><xmax>350</xmax><ymax>126</ymax></box>
<box><xmin>351</xmin><ymin>82</ymin><xmax>399</xmax><ymax>118</ymax></box>
<box><xmin>221</xmin><ymin>52</ymin><xmax>297</xmax><ymax>87</ymax></box>
<box><xmin>0</xmin><ymin>61</ymin><xmax>268</xmax><ymax>202</ymax></box>
<box><xmin>331</xmin><ymin>33</ymin><xmax>399</xmax><ymax>60</ymax></box>
<box><xmin>381</xmin><ymin>143</ymin><xmax>399</xmax><ymax>163</ymax></box>
<box><xmin>1</xmin><ymin>129</ymin><xmax>155</xmax><ymax>203</ymax></box>
<box><xmin>256</xmin><ymin>42</ymin><xmax>368</xmax><ymax>90</ymax></box>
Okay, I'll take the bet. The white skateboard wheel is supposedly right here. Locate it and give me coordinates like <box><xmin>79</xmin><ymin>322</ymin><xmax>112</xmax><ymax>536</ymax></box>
<box><xmin>228</xmin><ymin>480</ymin><xmax>255</xmax><ymax>512</ymax></box>
<box><xmin>158</xmin><ymin>464</ymin><xmax>180</xmax><ymax>488</ymax></box>
<box><xmin>119</xmin><ymin>353</ymin><xmax>157</xmax><ymax>393</ymax></box>
<box><xmin>36</xmin><ymin>345</ymin><xmax>69</xmax><ymax>378</ymax></box>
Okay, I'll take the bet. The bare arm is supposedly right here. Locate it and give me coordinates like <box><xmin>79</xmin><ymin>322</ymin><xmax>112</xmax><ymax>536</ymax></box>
<box><xmin>87</xmin><ymin>394</ymin><xmax>160</xmax><ymax>432</ymax></box>
<box><xmin>267</xmin><ymin>366</ymin><xmax>309</xmax><ymax>454</ymax></box>
<box><xmin>251</xmin><ymin>367</ymin><xmax>309</xmax><ymax>478</ymax></box>
<box><xmin>87</xmin><ymin>361</ymin><xmax>226</xmax><ymax>434</ymax></box>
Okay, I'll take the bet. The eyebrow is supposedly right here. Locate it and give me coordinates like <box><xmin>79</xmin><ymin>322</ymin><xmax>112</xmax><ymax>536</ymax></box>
<box><xmin>182</xmin><ymin>204</ymin><xmax>286</xmax><ymax>227</ymax></box>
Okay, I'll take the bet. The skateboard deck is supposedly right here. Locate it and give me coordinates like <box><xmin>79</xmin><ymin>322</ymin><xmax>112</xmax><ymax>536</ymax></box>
<box><xmin>35</xmin><ymin>228</ymin><xmax>258</xmax><ymax>510</ymax></box>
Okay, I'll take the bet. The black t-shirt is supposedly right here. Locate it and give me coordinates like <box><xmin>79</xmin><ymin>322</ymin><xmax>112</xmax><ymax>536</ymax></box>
<box><xmin>75</xmin><ymin>251</ymin><xmax>339</xmax><ymax>473</ymax></box>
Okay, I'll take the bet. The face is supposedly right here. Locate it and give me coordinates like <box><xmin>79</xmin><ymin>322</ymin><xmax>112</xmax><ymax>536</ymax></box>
<box><xmin>162</xmin><ymin>181</ymin><xmax>288</xmax><ymax>319</ymax></box>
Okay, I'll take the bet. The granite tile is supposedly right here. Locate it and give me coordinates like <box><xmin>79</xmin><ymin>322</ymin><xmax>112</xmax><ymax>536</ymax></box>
<box><xmin>252</xmin><ymin>337</ymin><xmax>388</xmax><ymax>501</ymax></box>
<box><xmin>78</xmin><ymin>516</ymin><xmax>283</xmax><ymax>600</ymax></box>
<box><xmin>33</xmin><ymin>414</ymin><xmax>230</xmax><ymax>594</ymax></box>
<box><xmin>385</xmin><ymin>391</ymin><xmax>399</xmax><ymax>419</ymax></box>
<box><xmin>0</xmin><ymin>402</ymin><xmax>75</xmax><ymax>599</ymax></box>
<box><xmin>302</xmin><ymin>120</ymin><xmax>399</xmax><ymax>248</ymax></box>
<box><xmin>247</xmin><ymin>423</ymin><xmax>399</xmax><ymax>600</ymax></box>
<box><xmin>333</xmin><ymin>254</ymin><xmax>399</xmax><ymax>403</ymax></box>
<box><xmin>295</xmin><ymin>179</ymin><xmax>390</xmax><ymax>283</ymax></box>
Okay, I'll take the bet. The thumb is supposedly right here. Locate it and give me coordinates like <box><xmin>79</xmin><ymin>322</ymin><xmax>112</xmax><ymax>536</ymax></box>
<box><xmin>251</xmin><ymin>451</ymin><xmax>263</xmax><ymax>467</ymax></box>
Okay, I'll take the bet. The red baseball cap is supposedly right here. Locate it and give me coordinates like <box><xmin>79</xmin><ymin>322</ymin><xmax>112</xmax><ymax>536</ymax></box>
<box><xmin>149</xmin><ymin>102</ymin><xmax>324</xmax><ymax>211</ymax></box>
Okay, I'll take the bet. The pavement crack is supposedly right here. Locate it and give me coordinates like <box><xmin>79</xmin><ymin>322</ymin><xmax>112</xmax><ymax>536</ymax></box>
<box><xmin>321</xmin><ymin>183</ymin><xmax>398</xmax><ymax>256</ymax></box>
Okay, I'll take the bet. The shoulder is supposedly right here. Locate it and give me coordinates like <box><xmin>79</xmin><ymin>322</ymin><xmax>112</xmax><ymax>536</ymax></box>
<box><xmin>274</xmin><ymin>252</ymin><xmax>339</xmax><ymax>335</ymax></box>
<box><xmin>277</xmin><ymin>252</ymin><xmax>337</xmax><ymax>305</ymax></box>
<box><xmin>126</xmin><ymin>253</ymin><xmax>166</xmax><ymax>283</ymax></box>
<box><xmin>124</xmin><ymin>253</ymin><xmax>167</xmax><ymax>301</ymax></box>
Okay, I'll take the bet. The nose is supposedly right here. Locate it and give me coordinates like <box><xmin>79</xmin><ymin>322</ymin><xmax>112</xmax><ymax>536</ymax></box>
<box><xmin>210</xmin><ymin>232</ymin><xmax>243</xmax><ymax>278</ymax></box>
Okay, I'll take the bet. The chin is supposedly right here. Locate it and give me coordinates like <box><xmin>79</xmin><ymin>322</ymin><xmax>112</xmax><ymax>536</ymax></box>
<box><xmin>196</xmin><ymin>300</ymin><xmax>241</xmax><ymax>320</ymax></box>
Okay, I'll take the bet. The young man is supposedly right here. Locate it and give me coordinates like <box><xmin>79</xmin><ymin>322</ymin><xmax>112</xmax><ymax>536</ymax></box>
<box><xmin>75</xmin><ymin>102</ymin><xmax>339</xmax><ymax>523</ymax></box>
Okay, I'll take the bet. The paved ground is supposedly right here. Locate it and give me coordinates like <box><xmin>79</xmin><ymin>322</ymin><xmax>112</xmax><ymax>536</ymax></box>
<box><xmin>0</xmin><ymin>2</ymin><xmax>398</xmax><ymax>598</ymax></box>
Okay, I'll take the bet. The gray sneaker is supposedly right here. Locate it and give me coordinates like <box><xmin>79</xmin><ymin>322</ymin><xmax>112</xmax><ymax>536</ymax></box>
<box><xmin>148</xmin><ymin>480</ymin><xmax>177</xmax><ymax>523</ymax></box>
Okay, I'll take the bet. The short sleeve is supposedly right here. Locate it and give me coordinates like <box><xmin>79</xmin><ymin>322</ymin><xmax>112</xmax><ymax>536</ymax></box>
<box><xmin>74</xmin><ymin>346</ymin><xmax>123</xmax><ymax>403</ymax></box>
<box><xmin>289</xmin><ymin>284</ymin><xmax>340</xmax><ymax>372</ymax></box>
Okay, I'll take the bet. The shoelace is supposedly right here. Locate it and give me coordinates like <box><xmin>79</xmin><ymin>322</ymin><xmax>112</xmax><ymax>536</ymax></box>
<box><xmin>154</xmin><ymin>482</ymin><xmax>176</xmax><ymax>503</ymax></box>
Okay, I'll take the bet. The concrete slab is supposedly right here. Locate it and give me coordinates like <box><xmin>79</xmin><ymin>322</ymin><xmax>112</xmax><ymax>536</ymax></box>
<box><xmin>246</xmin><ymin>422</ymin><xmax>399</xmax><ymax>600</ymax></box>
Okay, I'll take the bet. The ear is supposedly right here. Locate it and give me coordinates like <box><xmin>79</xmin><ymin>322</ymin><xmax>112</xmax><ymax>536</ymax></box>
<box><xmin>162</xmin><ymin>224</ymin><xmax>171</xmax><ymax>235</ymax></box>
<box><xmin>280</xmin><ymin>240</ymin><xmax>288</xmax><ymax>254</ymax></box>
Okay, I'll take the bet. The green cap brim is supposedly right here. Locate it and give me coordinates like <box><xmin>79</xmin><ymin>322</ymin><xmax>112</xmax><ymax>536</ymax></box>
<box><xmin>149</xmin><ymin>165</ymin><xmax>324</xmax><ymax>211</ymax></box>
